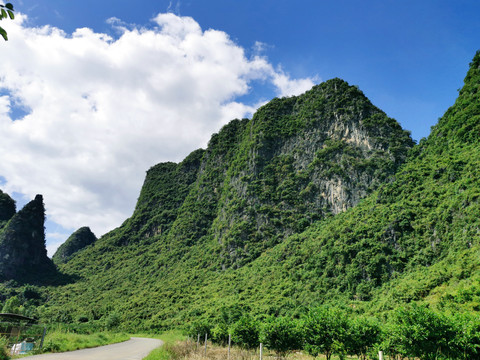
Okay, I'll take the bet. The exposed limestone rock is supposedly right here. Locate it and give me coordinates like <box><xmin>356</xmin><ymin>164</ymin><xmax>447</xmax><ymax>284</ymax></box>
<box><xmin>210</xmin><ymin>79</ymin><xmax>414</xmax><ymax>267</ymax></box>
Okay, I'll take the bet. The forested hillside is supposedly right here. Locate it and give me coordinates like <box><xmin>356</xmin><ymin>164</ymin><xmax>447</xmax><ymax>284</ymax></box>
<box><xmin>36</xmin><ymin>76</ymin><xmax>413</xmax><ymax>329</ymax></box>
<box><xmin>0</xmin><ymin>52</ymin><xmax>479</xmax><ymax>337</ymax></box>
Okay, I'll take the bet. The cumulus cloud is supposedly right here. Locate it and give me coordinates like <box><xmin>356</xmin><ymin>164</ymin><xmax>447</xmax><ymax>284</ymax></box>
<box><xmin>0</xmin><ymin>13</ymin><xmax>316</xmax><ymax>249</ymax></box>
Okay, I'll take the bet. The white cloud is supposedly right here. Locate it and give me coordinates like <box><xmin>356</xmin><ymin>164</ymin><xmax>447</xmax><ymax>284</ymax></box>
<box><xmin>272</xmin><ymin>71</ymin><xmax>319</xmax><ymax>97</ymax></box>
<box><xmin>0</xmin><ymin>13</ymin><xmax>316</xmax><ymax>243</ymax></box>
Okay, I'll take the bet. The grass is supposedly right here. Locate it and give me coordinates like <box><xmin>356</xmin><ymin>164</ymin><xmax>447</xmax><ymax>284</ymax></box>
<box><xmin>142</xmin><ymin>330</ymin><xmax>184</xmax><ymax>360</ymax></box>
<box><xmin>142</xmin><ymin>336</ymin><xmax>358</xmax><ymax>360</ymax></box>
<box><xmin>28</xmin><ymin>330</ymin><xmax>130</xmax><ymax>355</ymax></box>
<box><xmin>8</xmin><ymin>329</ymin><xmax>360</xmax><ymax>360</ymax></box>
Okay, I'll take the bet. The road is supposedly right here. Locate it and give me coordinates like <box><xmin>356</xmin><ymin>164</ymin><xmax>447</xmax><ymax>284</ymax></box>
<box><xmin>22</xmin><ymin>337</ymin><xmax>163</xmax><ymax>360</ymax></box>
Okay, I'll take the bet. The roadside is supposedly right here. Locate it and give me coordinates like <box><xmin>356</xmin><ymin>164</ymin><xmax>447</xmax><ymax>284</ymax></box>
<box><xmin>20</xmin><ymin>337</ymin><xmax>163</xmax><ymax>360</ymax></box>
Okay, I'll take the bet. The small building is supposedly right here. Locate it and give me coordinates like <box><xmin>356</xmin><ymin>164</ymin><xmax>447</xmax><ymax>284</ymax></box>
<box><xmin>0</xmin><ymin>313</ymin><xmax>46</xmax><ymax>355</ymax></box>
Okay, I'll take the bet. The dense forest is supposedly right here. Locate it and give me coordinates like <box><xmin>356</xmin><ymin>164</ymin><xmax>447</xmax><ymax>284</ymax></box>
<box><xmin>0</xmin><ymin>51</ymin><xmax>479</xmax><ymax>359</ymax></box>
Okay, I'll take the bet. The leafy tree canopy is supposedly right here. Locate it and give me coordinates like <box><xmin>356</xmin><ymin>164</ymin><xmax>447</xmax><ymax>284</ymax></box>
<box><xmin>0</xmin><ymin>2</ymin><xmax>14</xmax><ymax>41</ymax></box>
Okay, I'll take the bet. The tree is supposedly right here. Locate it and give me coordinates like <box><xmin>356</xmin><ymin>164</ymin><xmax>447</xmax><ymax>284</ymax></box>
<box><xmin>230</xmin><ymin>315</ymin><xmax>260</xmax><ymax>350</ymax></box>
<box><xmin>186</xmin><ymin>320</ymin><xmax>211</xmax><ymax>340</ymax></box>
<box><xmin>302</xmin><ymin>306</ymin><xmax>348</xmax><ymax>360</ymax></box>
<box><xmin>260</xmin><ymin>316</ymin><xmax>302</xmax><ymax>358</ymax></box>
<box><xmin>2</xmin><ymin>295</ymin><xmax>21</xmax><ymax>314</ymax></box>
<box><xmin>451</xmin><ymin>312</ymin><xmax>480</xmax><ymax>360</ymax></box>
<box><xmin>104</xmin><ymin>312</ymin><xmax>121</xmax><ymax>330</ymax></box>
<box><xmin>0</xmin><ymin>2</ymin><xmax>14</xmax><ymax>41</ymax></box>
<box><xmin>384</xmin><ymin>304</ymin><xmax>456</xmax><ymax>360</ymax></box>
<box><xmin>211</xmin><ymin>322</ymin><xmax>230</xmax><ymax>346</ymax></box>
<box><xmin>344</xmin><ymin>316</ymin><xmax>380</xmax><ymax>360</ymax></box>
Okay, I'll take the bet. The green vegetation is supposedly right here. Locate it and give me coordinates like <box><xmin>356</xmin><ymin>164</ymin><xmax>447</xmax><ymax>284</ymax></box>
<box><xmin>1</xmin><ymin>50</ymin><xmax>480</xmax><ymax>360</ymax></box>
<box><xmin>40</xmin><ymin>328</ymin><xmax>129</xmax><ymax>353</ymax></box>
<box><xmin>142</xmin><ymin>331</ymin><xmax>184</xmax><ymax>360</ymax></box>
<box><xmin>0</xmin><ymin>337</ymin><xmax>8</xmax><ymax>360</ymax></box>
<box><xmin>230</xmin><ymin>315</ymin><xmax>259</xmax><ymax>349</ymax></box>
<box><xmin>33</xmin><ymin>75</ymin><xmax>415</xmax><ymax>331</ymax></box>
<box><xmin>260</xmin><ymin>316</ymin><xmax>302</xmax><ymax>357</ymax></box>
<box><xmin>303</xmin><ymin>307</ymin><xmax>348</xmax><ymax>360</ymax></box>
<box><xmin>52</xmin><ymin>227</ymin><xmax>97</xmax><ymax>265</ymax></box>
<box><xmin>0</xmin><ymin>2</ymin><xmax>14</xmax><ymax>41</ymax></box>
<box><xmin>164</xmin><ymin>304</ymin><xmax>480</xmax><ymax>360</ymax></box>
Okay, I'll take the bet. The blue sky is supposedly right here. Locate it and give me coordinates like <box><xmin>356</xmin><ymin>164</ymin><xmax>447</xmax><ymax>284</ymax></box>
<box><xmin>20</xmin><ymin>0</ymin><xmax>480</xmax><ymax>140</ymax></box>
<box><xmin>1</xmin><ymin>0</ymin><xmax>479</xmax><ymax>255</ymax></box>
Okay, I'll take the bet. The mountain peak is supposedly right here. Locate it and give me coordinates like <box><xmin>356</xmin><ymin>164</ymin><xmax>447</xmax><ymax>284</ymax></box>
<box><xmin>52</xmin><ymin>226</ymin><xmax>97</xmax><ymax>265</ymax></box>
<box><xmin>430</xmin><ymin>51</ymin><xmax>480</xmax><ymax>144</ymax></box>
<box><xmin>0</xmin><ymin>189</ymin><xmax>16</xmax><ymax>226</ymax></box>
<box><xmin>0</xmin><ymin>193</ymin><xmax>54</xmax><ymax>281</ymax></box>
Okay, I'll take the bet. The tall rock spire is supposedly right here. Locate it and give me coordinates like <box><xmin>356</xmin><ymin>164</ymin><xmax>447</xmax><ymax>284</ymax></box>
<box><xmin>0</xmin><ymin>194</ymin><xmax>55</xmax><ymax>281</ymax></box>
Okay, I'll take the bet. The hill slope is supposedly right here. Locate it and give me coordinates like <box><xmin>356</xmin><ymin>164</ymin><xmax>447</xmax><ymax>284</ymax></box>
<box><xmin>32</xmin><ymin>51</ymin><xmax>480</xmax><ymax>331</ymax></box>
<box><xmin>191</xmin><ymin>50</ymin><xmax>480</xmax><ymax>317</ymax></box>
<box><xmin>45</xmin><ymin>78</ymin><xmax>415</xmax><ymax>329</ymax></box>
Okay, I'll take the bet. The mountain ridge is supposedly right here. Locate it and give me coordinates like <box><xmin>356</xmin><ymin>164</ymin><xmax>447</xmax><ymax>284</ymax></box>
<box><xmin>44</xmin><ymin>76</ymin><xmax>415</xmax><ymax>329</ymax></box>
<box><xmin>0</xmin><ymin>52</ymin><xmax>479</xmax><ymax>332</ymax></box>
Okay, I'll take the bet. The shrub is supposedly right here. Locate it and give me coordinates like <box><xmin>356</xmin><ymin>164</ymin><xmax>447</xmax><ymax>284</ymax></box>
<box><xmin>344</xmin><ymin>316</ymin><xmax>380</xmax><ymax>360</ymax></box>
<box><xmin>231</xmin><ymin>315</ymin><xmax>260</xmax><ymax>349</ymax></box>
<box><xmin>0</xmin><ymin>337</ymin><xmax>9</xmax><ymax>360</ymax></box>
<box><xmin>451</xmin><ymin>312</ymin><xmax>480</xmax><ymax>359</ymax></box>
<box><xmin>302</xmin><ymin>306</ymin><xmax>348</xmax><ymax>360</ymax></box>
<box><xmin>211</xmin><ymin>322</ymin><xmax>229</xmax><ymax>346</ymax></box>
<box><xmin>104</xmin><ymin>312</ymin><xmax>121</xmax><ymax>330</ymax></box>
<box><xmin>383</xmin><ymin>304</ymin><xmax>456</xmax><ymax>360</ymax></box>
<box><xmin>42</xmin><ymin>339</ymin><xmax>61</xmax><ymax>353</ymax></box>
<box><xmin>185</xmin><ymin>320</ymin><xmax>211</xmax><ymax>340</ymax></box>
<box><xmin>260</xmin><ymin>316</ymin><xmax>302</xmax><ymax>358</ymax></box>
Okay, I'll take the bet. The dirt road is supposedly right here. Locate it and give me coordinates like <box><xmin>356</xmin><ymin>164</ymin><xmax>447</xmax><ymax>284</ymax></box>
<box><xmin>22</xmin><ymin>337</ymin><xmax>163</xmax><ymax>360</ymax></box>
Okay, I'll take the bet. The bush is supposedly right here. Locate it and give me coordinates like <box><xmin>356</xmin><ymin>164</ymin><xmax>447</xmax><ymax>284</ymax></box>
<box><xmin>0</xmin><ymin>337</ymin><xmax>9</xmax><ymax>360</ymax></box>
<box><xmin>211</xmin><ymin>322</ymin><xmax>229</xmax><ymax>346</ymax></box>
<box><xmin>231</xmin><ymin>315</ymin><xmax>260</xmax><ymax>349</ymax></box>
<box><xmin>344</xmin><ymin>316</ymin><xmax>380</xmax><ymax>360</ymax></box>
<box><xmin>451</xmin><ymin>312</ymin><xmax>480</xmax><ymax>359</ymax></box>
<box><xmin>383</xmin><ymin>304</ymin><xmax>456</xmax><ymax>360</ymax></box>
<box><xmin>76</xmin><ymin>315</ymin><xmax>89</xmax><ymax>323</ymax></box>
<box><xmin>302</xmin><ymin>306</ymin><xmax>348</xmax><ymax>360</ymax></box>
<box><xmin>104</xmin><ymin>312</ymin><xmax>121</xmax><ymax>330</ymax></box>
<box><xmin>185</xmin><ymin>320</ymin><xmax>211</xmax><ymax>340</ymax></box>
<box><xmin>260</xmin><ymin>316</ymin><xmax>302</xmax><ymax>358</ymax></box>
<box><xmin>42</xmin><ymin>339</ymin><xmax>61</xmax><ymax>353</ymax></box>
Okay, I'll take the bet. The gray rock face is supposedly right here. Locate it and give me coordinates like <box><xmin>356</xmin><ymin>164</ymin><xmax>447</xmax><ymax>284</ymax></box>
<box><xmin>209</xmin><ymin>79</ymin><xmax>414</xmax><ymax>266</ymax></box>
<box><xmin>91</xmin><ymin>79</ymin><xmax>414</xmax><ymax>270</ymax></box>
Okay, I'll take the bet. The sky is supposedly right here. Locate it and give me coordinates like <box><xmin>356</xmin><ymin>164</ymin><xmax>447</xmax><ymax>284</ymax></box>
<box><xmin>0</xmin><ymin>0</ymin><xmax>479</xmax><ymax>257</ymax></box>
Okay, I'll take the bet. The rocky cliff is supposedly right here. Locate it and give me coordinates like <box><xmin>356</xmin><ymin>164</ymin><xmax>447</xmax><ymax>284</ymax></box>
<box><xmin>0</xmin><ymin>190</ymin><xmax>16</xmax><ymax>229</ymax></box>
<box><xmin>207</xmin><ymin>79</ymin><xmax>414</xmax><ymax>266</ymax></box>
<box><xmin>0</xmin><ymin>194</ymin><xmax>55</xmax><ymax>281</ymax></box>
<box><xmin>111</xmin><ymin>79</ymin><xmax>414</xmax><ymax>269</ymax></box>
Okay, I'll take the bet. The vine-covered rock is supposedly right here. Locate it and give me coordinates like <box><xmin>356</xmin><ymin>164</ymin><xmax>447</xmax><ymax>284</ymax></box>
<box><xmin>0</xmin><ymin>189</ymin><xmax>15</xmax><ymax>229</ymax></box>
<box><xmin>52</xmin><ymin>227</ymin><xmax>97</xmax><ymax>265</ymax></box>
<box><xmin>0</xmin><ymin>194</ymin><xmax>55</xmax><ymax>281</ymax></box>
